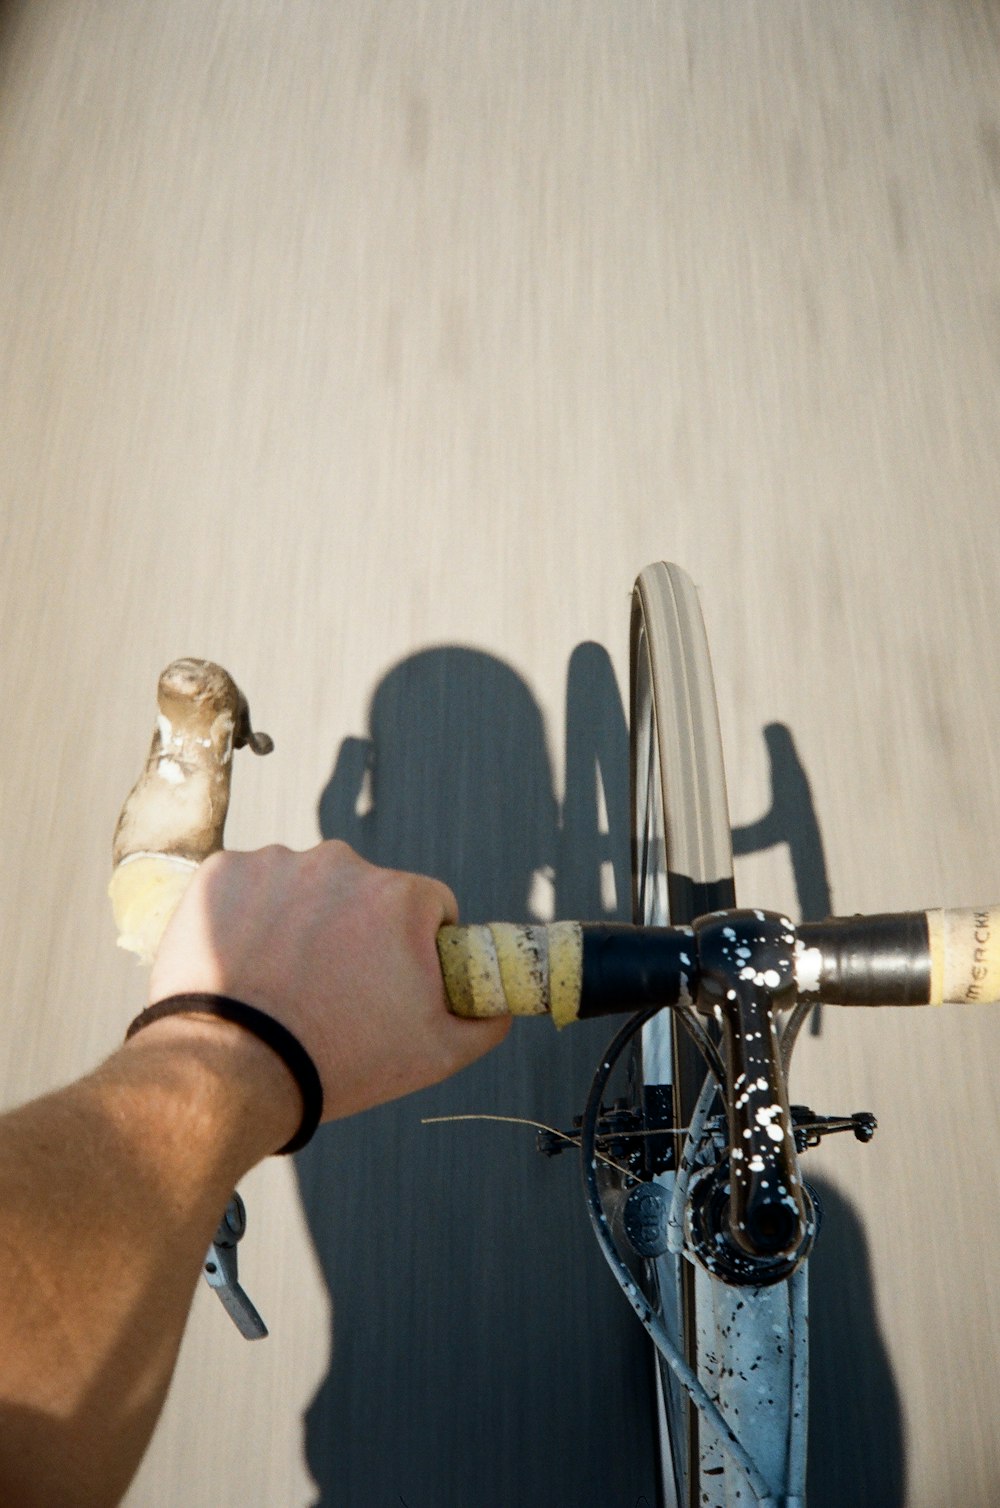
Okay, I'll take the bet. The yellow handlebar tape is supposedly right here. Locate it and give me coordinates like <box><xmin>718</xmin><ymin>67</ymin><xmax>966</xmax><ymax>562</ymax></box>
<box><xmin>437</xmin><ymin>922</ymin><xmax>584</xmax><ymax>1028</ymax></box>
<box><xmin>926</xmin><ymin>907</ymin><xmax>1000</xmax><ymax>1005</ymax></box>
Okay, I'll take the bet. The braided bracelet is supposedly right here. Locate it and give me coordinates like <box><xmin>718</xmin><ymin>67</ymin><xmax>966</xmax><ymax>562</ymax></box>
<box><xmin>126</xmin><ymin>994</ymin><xmax>324</xmax><ymax>1154</ymax></box>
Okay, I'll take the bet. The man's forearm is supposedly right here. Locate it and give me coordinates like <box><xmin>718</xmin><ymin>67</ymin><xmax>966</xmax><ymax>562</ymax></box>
<box><xmin>0</xmin><ymin>1017</ymin><xmax>299</xmax><ymax>1508</ymax></box>
<box><xmin>0</xmin><ymin>840</ymin><xmax>507</xmax><ymax>1506</ymax></box>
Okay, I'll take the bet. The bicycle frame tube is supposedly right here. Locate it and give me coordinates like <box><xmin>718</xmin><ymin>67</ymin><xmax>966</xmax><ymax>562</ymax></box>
<box><xmin>581</xmin><ymin>1011</ymin><xmax>787</xmax><ymax>1507</ymax></box>
<box><xmin>637</xmin><ymin>1026</ymin><xmax>810</xmax><ymax>1508</ymax></box>
<box><xmin>594</xmin><ymin>911</ymin><xmax>817</xmax><ymax>1507</ymax></box>
<box><xmin>693</xmin><ymin>1258</ymin><xmax>809</xmax><ymax>1508</ymax></box>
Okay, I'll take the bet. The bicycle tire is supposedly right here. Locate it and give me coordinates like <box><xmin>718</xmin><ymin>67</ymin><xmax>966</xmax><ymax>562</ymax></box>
<box><xmin>629</xmin><ymin>562</ymin><xmax>736</xmax><ymax>1508</ymax></box>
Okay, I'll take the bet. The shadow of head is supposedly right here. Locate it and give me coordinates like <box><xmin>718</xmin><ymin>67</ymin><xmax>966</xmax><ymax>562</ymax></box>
<box><xmin>298</xmin><ymin>642</ymin><xmax>659</xmax><ymax>1508</ymax></box>
<box><xmin>319</xmin><ymin>646</ymin><xmax>558</xmax><ymax>922</ymax></box>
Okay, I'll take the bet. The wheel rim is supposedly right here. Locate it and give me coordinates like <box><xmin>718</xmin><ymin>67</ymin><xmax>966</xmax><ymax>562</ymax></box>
<box><xmin>629</xmin><ymin>563</ymin><xmax>735</xmax><ymax>1508</ymax></box>
<box><xmin>630</xmin><ymin>563</ymin><xmax>735</xmax><ymax>929</ymax></box>
<box><xmin>632</xmin><ymin>611</ymin><xmax>670</xmax><ymax>930</ymax></box>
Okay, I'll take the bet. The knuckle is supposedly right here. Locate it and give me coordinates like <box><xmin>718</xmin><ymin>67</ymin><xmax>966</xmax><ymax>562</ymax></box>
<box><xmin>249</xmin><ymin>843</ymin><xmax>294</xmax><ymax>877</ymax></box>
<box><xmin>259</xmin><ymin>842</ymin><xmax>293</xmax><ymax>860</ymax></box>
<box><xmin>319</xmin><ymin>837</ymin><xmax>367</xmax><ymax>869</ymax></box>
<box><xmin>391</xmin><ymin>869</ymin><xmax>451</xmax><ymax>917</ymax></box>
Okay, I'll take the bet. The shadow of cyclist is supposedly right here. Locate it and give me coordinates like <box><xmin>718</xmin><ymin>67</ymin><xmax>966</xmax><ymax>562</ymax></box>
<box><xmin>295</xmin><ymin>651</ymin><xmax>903</xmax><ymax>1508</ymax></box>
<box><xmin>296</xmin><ymin>643</ymin><xmax>658</xmax><ymax>1508</ymax></box>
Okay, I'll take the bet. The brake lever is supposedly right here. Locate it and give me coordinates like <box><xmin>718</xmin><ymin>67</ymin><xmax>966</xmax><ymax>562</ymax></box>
<box><xmin>204</xmin><ymin>1193</ymin><xmax>268</xmax><ymax>1340</ymax></box>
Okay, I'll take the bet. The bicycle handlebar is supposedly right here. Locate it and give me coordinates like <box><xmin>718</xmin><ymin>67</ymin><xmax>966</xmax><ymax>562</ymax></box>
<box><xmin>438</xmin><ymin>907</ymin><xmax>1000</xmax><ymax>1267</ymax></box>
<box><xmin>437</xmin><ymin>910</ymin><xmax>1000</xmax><ymax>1020</ymax></box>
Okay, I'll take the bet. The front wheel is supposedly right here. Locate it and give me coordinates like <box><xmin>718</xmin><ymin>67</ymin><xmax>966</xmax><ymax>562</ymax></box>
<box><xmin>630</xmin><ymin>563</ymin><xmax>736</xmax><ymax>1507</ymax></box>
<box><xmin>629</xmin><ymin>564</ymin><xmax>809</xmax><ymax>1508</ymax></box>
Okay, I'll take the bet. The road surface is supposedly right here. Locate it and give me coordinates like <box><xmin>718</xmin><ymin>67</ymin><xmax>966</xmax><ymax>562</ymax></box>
<box><xmin>2</xmin><ymin>4</ymin><xmax>999</xmax><ymax>1504</ymax></box>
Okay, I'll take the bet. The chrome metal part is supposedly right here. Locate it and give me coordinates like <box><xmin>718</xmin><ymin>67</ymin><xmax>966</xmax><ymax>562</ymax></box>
<box><xmin>204</xmin><ymin>1192</ymin><xmax>268</xmax><ymax>1341</ymax></box>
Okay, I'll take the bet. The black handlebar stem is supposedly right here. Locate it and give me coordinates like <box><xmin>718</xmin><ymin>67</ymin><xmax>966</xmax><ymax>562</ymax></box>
<box><xmin>694</xmin><ymin>911</ymin><xmax>809</xmax><ymax>1261</ymax></box>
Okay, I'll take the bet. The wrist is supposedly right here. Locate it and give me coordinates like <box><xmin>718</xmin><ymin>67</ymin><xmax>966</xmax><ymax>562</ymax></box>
<box><xmin>119</xmin><ymin>1011</ymin><xmax>302</xmax><ymax>1173</ymax></box>
<box><xmin>130</xmin><ymin>995</ymin><xmax>322</xmax><ymax>1153</ymax></box>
